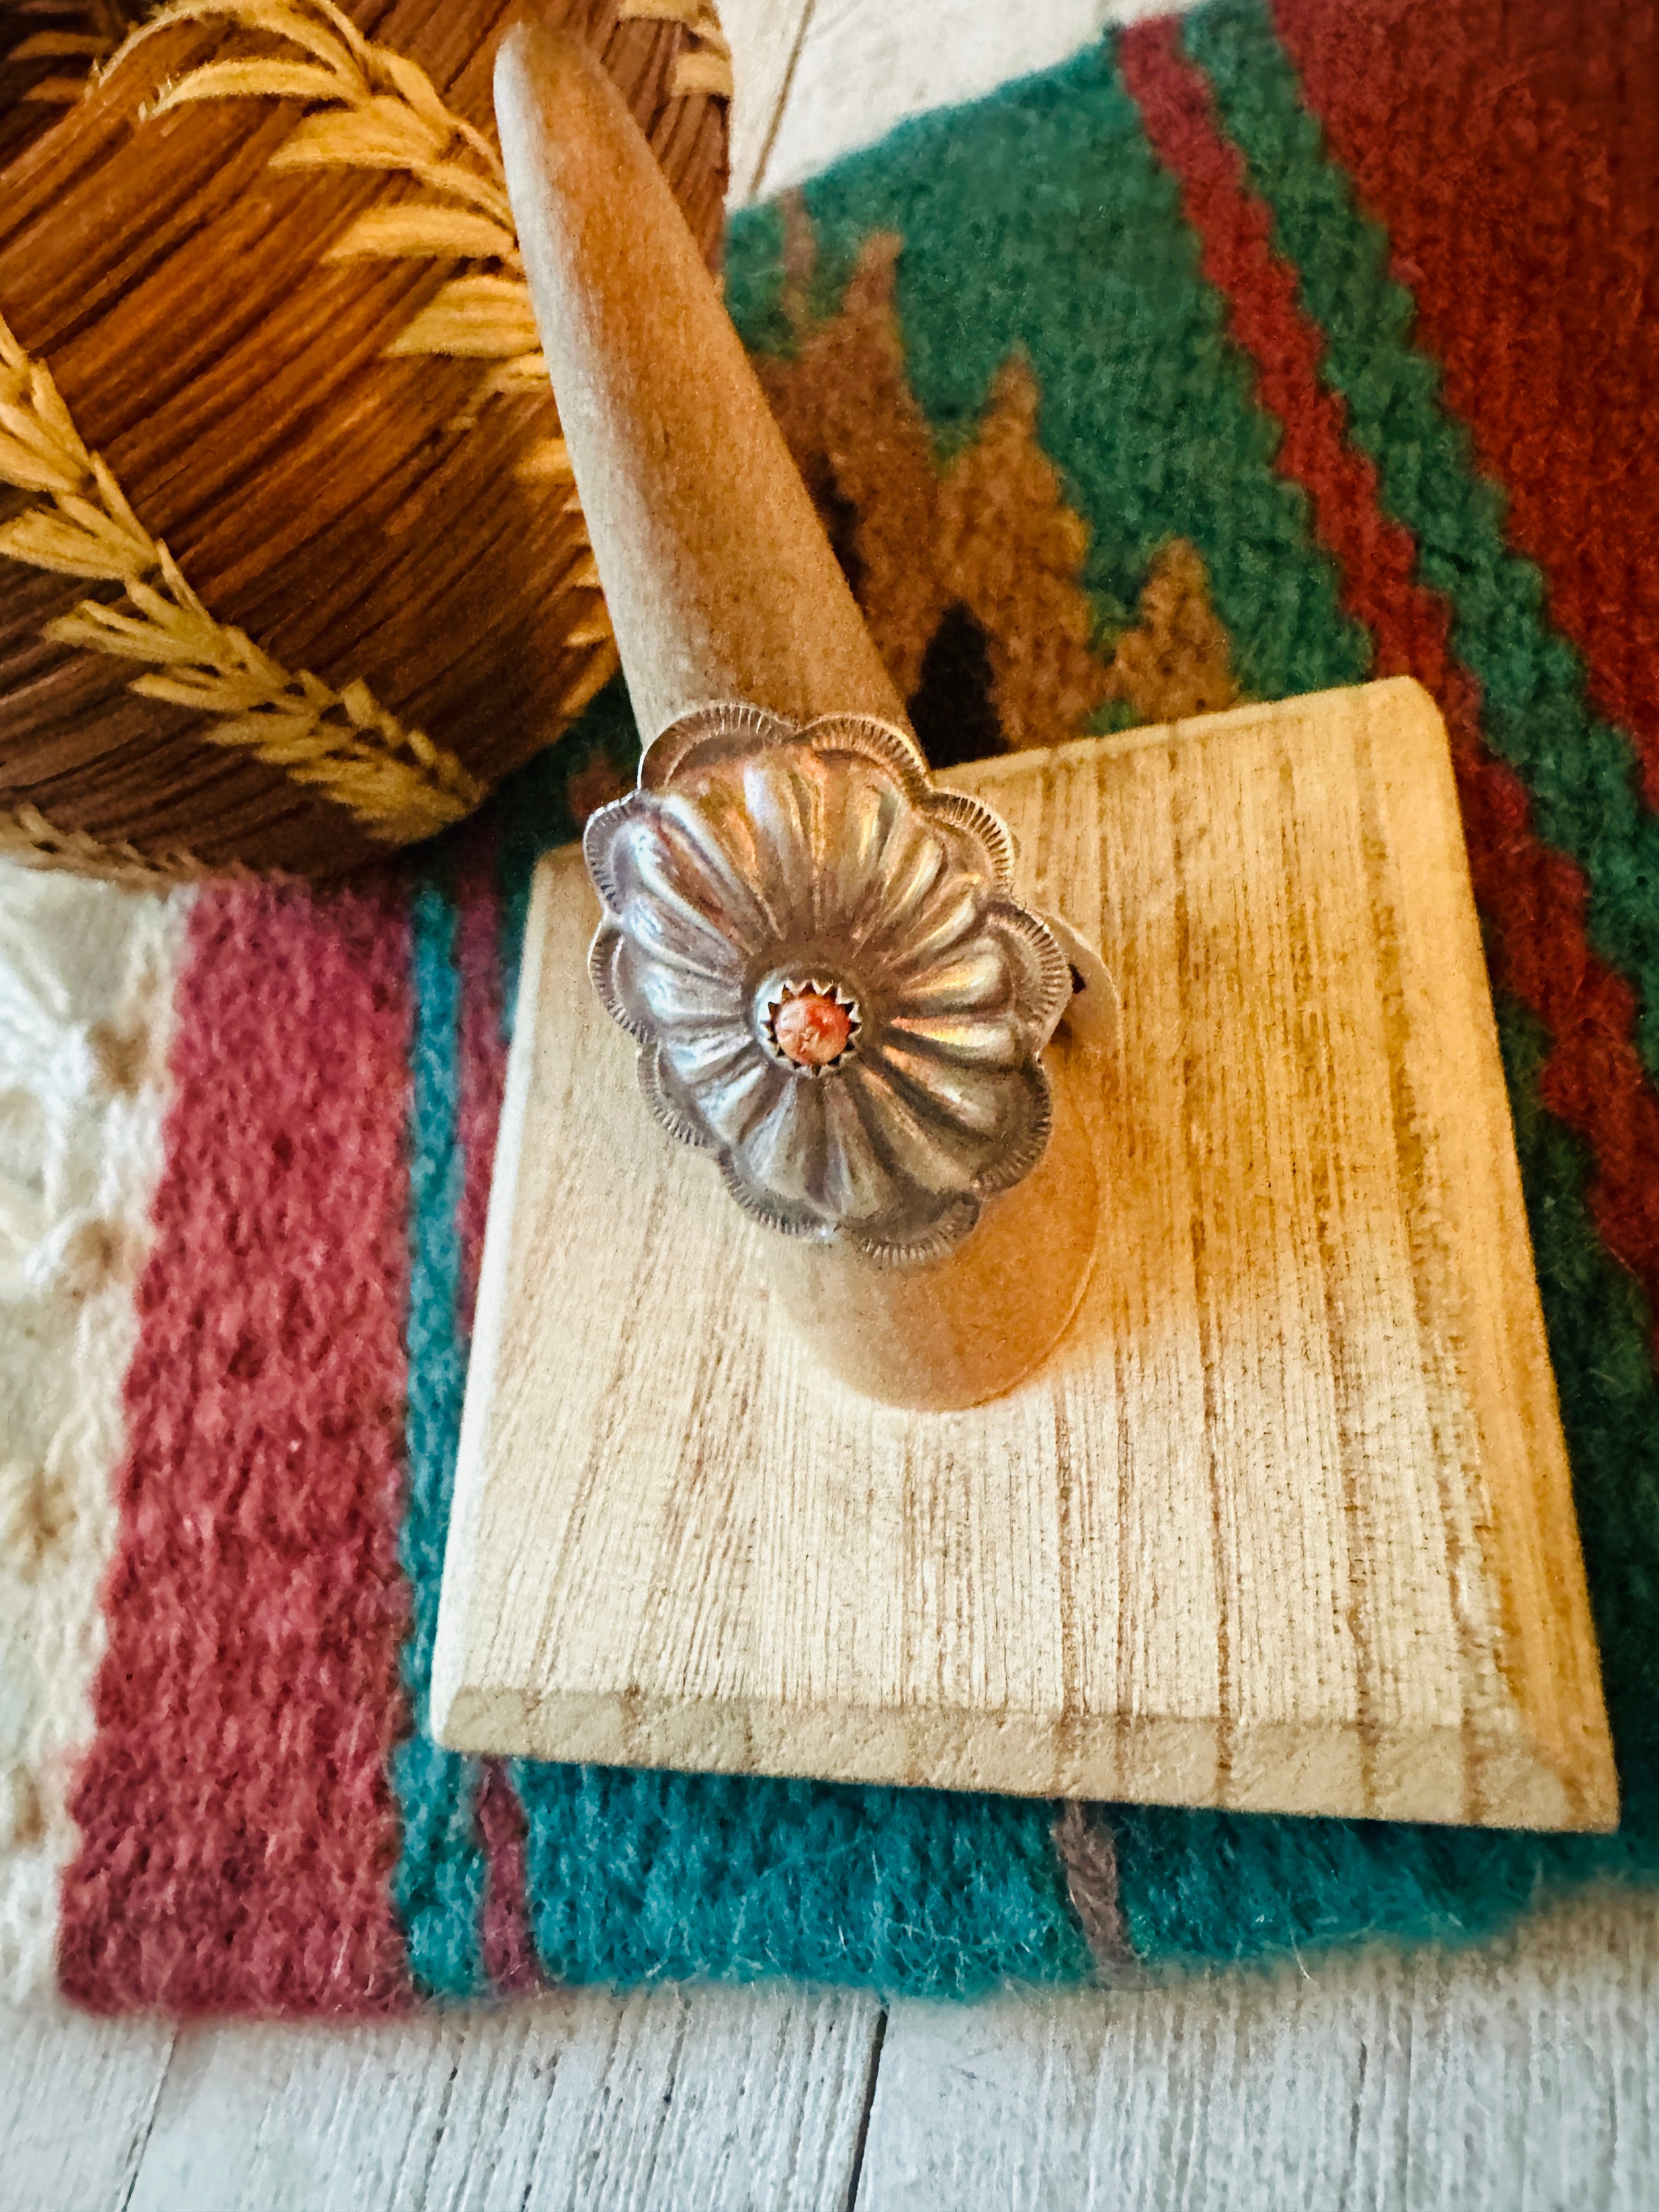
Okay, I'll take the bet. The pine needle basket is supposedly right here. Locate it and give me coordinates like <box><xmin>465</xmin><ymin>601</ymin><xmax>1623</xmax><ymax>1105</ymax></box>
<box><xmin>0</xmin><ymin>0</ymin><xmax>731</xmax><ymax>880</ymax></box>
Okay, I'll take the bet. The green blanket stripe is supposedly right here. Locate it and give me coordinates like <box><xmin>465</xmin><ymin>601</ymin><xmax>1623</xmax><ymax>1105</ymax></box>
<box><xmin>1185</xmin><ymin>0</ymin><xmax>1659</xmax><ymax>1081</ymax></box>
<box><xmin>723</xmin><ymin>199</ymin><xmax>792</xmax><ymax>357</ymax></box>
<box><xmin>509</xmin><ymin>1762</ymin><xmax>1093</xmax><ymax>1997</ymax></box>
<box><xmin>1117</xmin><ymin>990</ymin><xmax>1659</xmax><ymax>1961</ymax></box>
<box><xmin>393</xmin><ymin>876</ymin><xmax>490</xmax><ymax>1999</ymax></box>
<box><xmin>739</xmin><ymin>43</ymin><xmax>1370</xmax><ymax>706</ymax></box>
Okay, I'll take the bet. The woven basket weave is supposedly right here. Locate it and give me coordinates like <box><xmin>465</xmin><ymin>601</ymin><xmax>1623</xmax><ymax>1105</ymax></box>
<box><xmin>0</xmin><ymin>0</ymin><xmax>730</xmax><ymax>879</ymax></box>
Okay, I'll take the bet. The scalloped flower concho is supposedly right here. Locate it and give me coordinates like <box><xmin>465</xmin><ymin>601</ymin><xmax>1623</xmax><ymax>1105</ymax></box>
<box><xmin>583</xmin><ymin>705</ymin><xmax>1072</xmax><ymax>1261</ymax></box>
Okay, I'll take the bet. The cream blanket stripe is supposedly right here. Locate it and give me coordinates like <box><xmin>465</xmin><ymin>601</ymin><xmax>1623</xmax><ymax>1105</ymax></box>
<box><xmin>0</xmin><ymin>867</ymin><xmax>191</xmax><ymax>2001</ymax></box>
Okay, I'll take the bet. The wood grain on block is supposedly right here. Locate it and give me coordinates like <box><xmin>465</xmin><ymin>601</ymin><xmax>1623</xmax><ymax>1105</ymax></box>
<box><xmin>433</xmin><ymin>679</ymin><xmax>1617</xmax><ymax>1830</ymax></box>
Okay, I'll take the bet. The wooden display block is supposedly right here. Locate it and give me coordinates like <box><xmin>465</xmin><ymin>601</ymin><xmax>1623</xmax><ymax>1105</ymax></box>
<box><xmin>432</xmin><ymin>680</ymin><xmax>1617</xmax><ymax>1830</ymax></box>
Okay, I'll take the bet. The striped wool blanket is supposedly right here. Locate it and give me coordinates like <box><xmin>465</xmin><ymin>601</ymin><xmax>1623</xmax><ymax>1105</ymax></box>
<box><xmin>5</xmin><ymin>0</ymin><xmax>1659</xmax><ymax>2012</ymax></box>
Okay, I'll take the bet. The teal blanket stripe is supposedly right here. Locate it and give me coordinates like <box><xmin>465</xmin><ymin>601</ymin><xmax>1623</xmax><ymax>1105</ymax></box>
<box><xmin>496</xmin><ymin>686</ymin><xmax>637</xmax><ymax>1042</ymax></box>
<box><xmin>509</xmin><ymin>1761</ymin><xmax>1093</xmax><ymax>1996</ymax></box>
<box><xmin>393</xmin><ymin>877</ymin><xmax>490</xmax><ymax>1999</ymax></box>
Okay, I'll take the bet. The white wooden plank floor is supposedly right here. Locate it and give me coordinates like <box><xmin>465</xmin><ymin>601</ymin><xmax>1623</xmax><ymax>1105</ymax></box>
<box><xmin>9</xmin><ymin>1886</ymin><xmax>1659</xmax><ymax>2210</ymax></box>
<box><xmin>116</xmin><ymin>1984</ymin><xmax>882</xmax><ymax>2212</ymax></box>
<box><xmin>7</xmin><ymin>3</ymin><xmax>1659</xmax><ymax>2208</ymax></box>
<box><xmin>861</xmin><ymin>1888</ymin><xmax>1659</xmax><ymax>2212</ymax></box>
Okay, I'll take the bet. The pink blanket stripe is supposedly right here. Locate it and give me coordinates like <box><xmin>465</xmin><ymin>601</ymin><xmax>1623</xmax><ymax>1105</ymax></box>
<box><xmin>58</xmin><ymin>883</ymin><xmax>417</xmax><ymax>2015</ymax></box>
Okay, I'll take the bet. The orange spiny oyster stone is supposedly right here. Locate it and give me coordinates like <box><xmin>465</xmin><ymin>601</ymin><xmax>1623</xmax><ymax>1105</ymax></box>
<box><xmin>771</xmin><ymin>988</ymin><xmax>854</xmax><ymax>1068</ymax></box>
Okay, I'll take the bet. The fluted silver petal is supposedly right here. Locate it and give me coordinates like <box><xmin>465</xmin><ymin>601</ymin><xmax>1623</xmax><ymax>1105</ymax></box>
<box><xmin>638</xmin><ymin>700</ymin><xmax>797</xmax><ymax>791</ymax></box>
<box><xmin>878</xmin><ymin>1042</ymin><xmax>1007</xmax><ymax>1139</ymax></box>
<box><xmin>818</xmin><ymin>1077</ymin><xmax>905</xmax><ymax>1221</ymax></box>
<box><xmin>814</xmin><ymin>763</ymin><xmax>906</xmax><ymax>939</ymax></box>
<box><xmin>637</xmin><ymin>1043</ymin><xmax>715</xmax><ymax>1151</ymax></box>
<box><xmin>971</xmin><ymin>1063</ymin><xmax>1055</xmax><ymax>1197</ymax></box>
<box><xmin>843</xmin><ymin>1059</ymin><xmax>989</xmax><ymax>1194</ymax></box>
<box><xmin>585</xmin><ymin>704</ymin><xmax>1073</xmax><ymax>1259</ymax></box>
<box><xmin>855</xmin><ymin>812</ymin><xmax>947</xmax><ymax>951</ymax></box>
<box><xmin>659</xmin><ymin>1019</ymin><xmax>756</xmax><ymax>1088</ymax></box>
<box><xmin>611</xmin><ymin>851</ymin><xmax>746</xmax><ymax>981</ymax></box>
<box><xmin>924</xmin><ymin>789</ymin><xmax>1016</xmax><ymax>891</ymax></box>
<box><xmin>628</xmin><ymin>956</ymin><xmax>744</xmax><ymax>1034</ymax></box>
<box><xmin>890</xmin><ymin>939</ymin><xmax>1009</xmax><ymax>1016</ymax></box>
<box><xmin>679</xmin><ymin>1048</ymin><xmax>785</xmax><ymax>1152</ymax></box>
<box><xmin>733</xmin><ymin>1079</ymin><xmax>824</xmax><ymax>1209</ymax></box>
<box><xmin>855</xmin><ymin>1193</ymin><xmax>984</xmax><ymax>1266</ymax></box>
<box><xmin>882</xmin><ymin>1009</ymin><xmax>1024</xmax><ymax>1064</ymax></box>
<box><xmin>650</xmin><ymin>798</ymin><xmax>778</xmax><ymax>948</ymax></box>
<box><xmin>877</xmin><ymin>872</ymin><xmax>985</xmax><ymax>983</ymax></box>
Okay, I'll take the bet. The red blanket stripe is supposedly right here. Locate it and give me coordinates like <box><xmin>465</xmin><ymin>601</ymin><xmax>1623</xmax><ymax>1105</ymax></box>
<box><xmin>1273</xmin><ymin>0</ymin><xmax>1659</xmax><ymax>811</ymax></box>
<box><xmin>474</xmin><ymin>1760</ymin><xmax>543</xmax><ymax>1995</ymax></box>
<box><xmin>452</xmin><ymin>840</ymin><xmax>544</xmax><ymax>1995</ymax></box>
<box><xmin>1121</xmin><ymin>16</ymin><xmax>1659</xmax><ymax>1344</ymax></box>
<box><xmin>59</xmin><ymin>885</ymin><xmax>415</xmax><ymax>2015</ymax></box>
